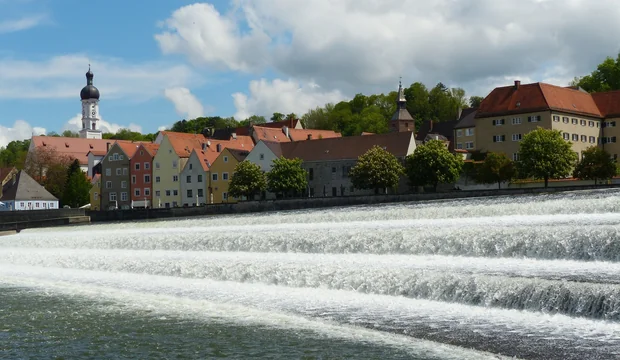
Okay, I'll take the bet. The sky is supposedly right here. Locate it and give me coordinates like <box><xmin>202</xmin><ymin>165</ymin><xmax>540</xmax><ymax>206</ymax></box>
<box><xmin>1</xmin><ymin>0</ymin><xmax>620</xmax><ymax>147</ymax></box>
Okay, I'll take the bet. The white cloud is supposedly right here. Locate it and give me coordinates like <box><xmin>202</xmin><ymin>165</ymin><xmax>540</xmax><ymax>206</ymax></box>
<box><xmin>157</xmin><ymin>0</ymin><xmax>620</xmax><ymax>97</ymax></box>
<box><xmin>0</xmin><ymin>119</ymin><xmax>45</xmax><ymax>147</ymax></box>
<box><xmin>157</xmin><ymin>125</ymin><xmax>169</xmax><ymax>132</ymax></box>
<box><xmin>232</xmin><ymin>78</ymin><xmax>346</xmax><ymax>120</ymax></box>
<box><xmin>63</xmin><ymin>114</ymin><xmax>143</xmax><ymax>134</ymax></box>
<box><xmin>0</xmin><ymin>14</ymin><xmax>47</xmax><ymax>34</ymax></box>
<box><xmin>164</xmin><ymin>87</ymin><xmax>205</xmax><ymax>119</ymax></box>
<box><xmin>0</xmin><ymin>55</ymin><xmax>199</xmax><ymax>100</ymax></box>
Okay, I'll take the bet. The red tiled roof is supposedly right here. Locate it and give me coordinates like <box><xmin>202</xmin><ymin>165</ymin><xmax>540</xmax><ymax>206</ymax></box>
<box><xmin>31</xmin><ymin>136</ymin><xmax>124</xmax><ymax>165</ymax></box>
<box><xmin>288</xmin><ymin>128</ymin><xmax>341</xmax><ymax>141</ymax></box>
<box><xmin>477</xmin><ymin>82</ymin><xmax>602</xmax><ymax>118</ymax></box>
<box><xmin>252</xmin><ymin>126</ymin><xmax>291</xmax><ymax>143</ymax></box>
<box><xmin>280</xmin><ymin>131</ymin><xmax>414</xmax><ymax>162</ymax></box>
<box><xmin>592</xmin><ymin>90</ymin><xmax>620</xmax><ymax>118</ymax></box>
<box><xmin>139</xmin><ymin>143</ymin><xmax>160</xmax><ymax>157</ymax></box>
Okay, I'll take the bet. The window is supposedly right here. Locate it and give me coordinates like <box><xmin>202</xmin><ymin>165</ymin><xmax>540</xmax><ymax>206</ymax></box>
<box><xmin>603</xmin><ymin>137</ymin><xmax>617</xmax><ymax>143</ymax></box>
<box><xmin>144</xmin><ymin>188</ymin><xmax>150</xmax><ymax>196</ymax></box>
<box><xmin>309</xmin><ymin>168</ymin><xmax>314</xmax><ymax>180</ymax></box>
<box><xmin>155</xmin><ymin>176</ymin><xmax>160</xmax><ymax>183</ymax></box>
<box><xmin>590</xmin><ymin>136</ymin><xmax>596</xmax><ymax>143</ymax></box>
<box><xmin>121</xmin><ymin>192</ymin><xmax>128</xmax><ymax>201</ymax></box>
<box><xmin>189</xmin><ymin>163</ymin><xmax>193</xmax><ymax>170</ymax></box>
<box><xmin>589</xmin><ymin>121</ymin><xmax>595</xmax><ymax>127</ymax></box>
<box><xmin>172</xmin><ymin>160</ymin><xmax>177</xmax><ymax>168</ymax></box>
<box><xmin>572</xmin><ymin>134</ymin><xmax>578</xmax><ymax>141</ymax></box>
<box><xmin>173</xmin><ymin>190</ymin><xmax>178</xmax><ymax>196</ymax></box>
<box><xmin>563</xmin><ymin>133</ymin><xmax>570</xmax><ymax>140</ymax></box>
<box><xmin>465</xmin><ymin>142</ymin><xmax>474</xmax><ymax>149</ymax></box>
<box><xmin>223</xmin><ymin>192</ymin><xmax>228</xmax><ymax>200</ymax></box>
<box><xmin>572</xmin><ymin>118</ymin><xmax>578</xmax><ymax>125</ymax></box>
<box><xmin>165</xmin><ymin>190</ymin><xmax>171</xmax><ymax>196</ymax></box>
<box><xmin>119</xmin><ymin>155</ymin><xmax>124</xmax><ymax>161</ymax></box>
<box><xmin>528</xmin><ymin>116</ymin><xmax>540</xmax><ymax>123</ymax></box>
<box><xmin>121</xmin><ymin>181</ymin><xmax>127</xmax><ymax>189</ymax></box>
<box><xmin>197</xmin><ymin>189</ymin><xmax>203</xmax><ymax>197</ymax></box>
<box><xmin>116</xmin><ymin>168</ymin><xmax>121</xmax><ymax>176</ymax></box>
<box><xmin>109</xmin><ymin>192</ymin><xmax>117</xmax><ymax>201</ymax></box>
<box><xmin>552</xmin><ymin>115</ymin><xmax>560</xmax><ymax>122</ymax></box>
<box><xmin>186</xmin><ymin>175</ymin><xmax>191</xmax><ymax>183</ymax></box>
<box><xmin>456</xmin><ymin>130</ymin><xmax>463</xmax><ymax>137</ymax></box>
<box><xmin>135</xmin><ymin>163</ymin><xmax>140</xmax><ymax>170</ymax></box>
<box><xmin>94</xmin><ymin>192</ymin><xmax>98</xmax><ymax>199</ymax></box>
<box><xmin>172</xmin><ymin>201</ymin><xmax>178</xmax><ymax>207</ymax></box>
<box><xmin>259</xmin><ymin>153</ymin><xmax>265</xmax><ymax>160</ymax></box>
<box><xmin>173</xmin><ymin>175</ymin><xmax>178</xmax><ymax>182</ymax></box>
<box><xmin>105</xmin><ymin>168</ymin><xmax>111</xmax><ymax>176</ymax></box>
<box><xmin>109</xmin><ymin>156</ymin><xmax>113</xmax><ymax>161</ymax></box>
<box><xmin>113</xmin><ymin>153</ymin><xmax>119</xmax><ymax>161</ymax></box>
<box><xmin>492</xmin><ymin>135</ymin><xmax>505</xmax><ymax>142</ymax></box>
<box><xmin>580</xmin><ymin>119</ymin><xmax>586</xmax><ymax>126</ymax></box>
<box><xmin>135</xmin><ymin>189</ymin><xmax>141</xmax><ymax>197</ymax></box>
<box><xmin>187</xmin><ymin>189</ymin><xmax>193</xmax><ymax>198</ymax></box>
<box><xmin>223</xmin><ymin>172</ymin><xmax>229</xmax><ymax>181</ymax></box>
<box><xmin>132</xmin><ymin>175</ymin><xmax>136</xmax><ymax>184</ymax></box>
<box><xmin>155</xmin><ymin>190</ymin><xmax>160</xmax><ymax>197</ymax></box>
<box><xmin>456</xmin><ymin>143</ymin><xmax>463</xmax><ymax>149</ymax></box>
<box><xmin>563</xmin><ymin>117</ymin><xmax>569</xmax><ymax>123</ymax></box>
<box><xmin>140</xmin><ymin>151</ymin><xmax>144</xmax><ymax>156</ymax></box>
<box><xmin>331</xmin><ymin>167</ymin><xmax>336</xmax><ymax>173</ymax></box>
<box><xmin>106</xmin><ymin>181</ymin><xmax>112</xmax><ymax>189</ymax></box>
<box><xmin>144</xmin><ymin>162</ymin><xmax>150</xmax><ymax>169</ymax></box>
<box><xmin>223</xmin><ymin>156</ymin><xmax>229</xmax><ymax>163</ymax></box>
<box><xmin>465</xmin><ymin>128</ymin><xmax>474</xmax><ymax>136</ymax></box>
<box><xmin>144</xmin><ymin>175</ymin><xmax>151</xmax><ymax>183</ymax></box>
<box><xmin>197</xmin><ymin>174</ymin><xmax>203</xmax><ymax>182</ymax></box>
<box><xmin>604</xmin><ymin>121</ymin><xmax>617</xmax><ymax>128</ymax></box>
<box><xmin>155</xmin><ymin>162</ymin><xmax>160</xmax><ymax>169</ymax></box>
<box><xmin>512</xmin><ymin>134</ymin><xmax>522</xmax><ymax>141</ymax></box>
<box><xmin>512</xmin><ymin>118</ymin><xmax>522</xmax><ymax>125</ymax></box>
<box><xmin>597</xmin><ymin>122</ymin><xmax>600</xmax><ymax>128</ymax></box>
<box><xmin>492</xmin><ymin>119</ymin><xmax>505</xmax><ymax>126</ymax></box>
<box><xmin>212</xmin><ymin>173</ymin><xmax>218</xmax><ymax>181</ymax></box>
<box><xmin>512</xmin><ymin>153</ymin><xmax>521</xmax><ymax>161</ymax></box>
<box><xmin>581</xmin><ymin>135</ymin><xmax>587</xmax><ymax>142</ymax></box>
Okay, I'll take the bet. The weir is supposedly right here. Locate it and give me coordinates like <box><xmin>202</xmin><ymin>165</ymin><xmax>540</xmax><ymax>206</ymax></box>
<box><xmin>3</xmin><ymin>188</ymin><xmax>620</xmax><ymax>359</ymax></box>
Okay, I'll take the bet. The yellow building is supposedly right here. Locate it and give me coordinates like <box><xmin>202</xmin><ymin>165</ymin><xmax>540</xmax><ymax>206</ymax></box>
<box><xmin>89</xmin><ymin>174</ymin><xmax>101</xmax><ymax>211</ymax></box>
<box><xmin>208</xmin><ymin>148</ymin><xmax>249</xmax><ymax>204</ymax></box>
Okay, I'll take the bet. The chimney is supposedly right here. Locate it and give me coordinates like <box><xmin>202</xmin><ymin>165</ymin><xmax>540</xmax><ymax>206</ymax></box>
<box><xmin>457</xmin><ymin>107</ymin><xmax>463</xmax><ymax>121</ymax></box>
<box><xmin>106</xmin><ymin>142</ymin><xmax>111</xmax><ymax>151</ymax></box>
<box><xmin>282</xmin><ymin>126</ymin><xmax>289</xmax><ymax>139</ymax></box>
<box><xmin>429</xmin><ymin>120</ymin><xmax>433</xmax><ymax>132</ymax></box>
<box><xmin>514</xmin><ymin>80</ymin><xmax>521</xmax><ymax>89</ymax></box>
<box><xmin>216</xmin><ymin>143</ymin><xmax>222</xmax><ymax>152</ymax></box>
<box><xmin>307</xmin><ymin>134</ymin><xmax>312</xmax><ymax>140</ymax></box>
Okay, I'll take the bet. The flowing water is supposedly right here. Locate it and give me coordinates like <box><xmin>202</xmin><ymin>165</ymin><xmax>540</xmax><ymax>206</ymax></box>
<box><xmin>2</xmin><ymin>189</ymin><xmax>620</xmax><ymax>359</ymax></box>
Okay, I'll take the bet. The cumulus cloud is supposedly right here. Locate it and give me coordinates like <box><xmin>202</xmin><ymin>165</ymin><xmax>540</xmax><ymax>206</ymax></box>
<box><xmin>157</xmin><ymin>0</ymin><xmax>620</xmax><ymax>96</ymax></box>
<box><xmin>0</xmin><ymin>55</ymin><xmax>199</xmax><ymax>100</ymax></box>
<box><xmin>164</xmin><ymin>87</ymin><xmax>205</xmax><ymax>119</ymax></box>
<box><xmin>232</xmin><ymin>78</ymin><xmax>346</xmax><ymax>120</ymax></box>
<box><xmin>0</xmin><ymin>119</ymin><xmax>45</xmax><ymax>147</ymax></box>
<box><xmin>63</xmin><ymin>114</ymin><xmax>143</xmax><ymax>134</ymax></box>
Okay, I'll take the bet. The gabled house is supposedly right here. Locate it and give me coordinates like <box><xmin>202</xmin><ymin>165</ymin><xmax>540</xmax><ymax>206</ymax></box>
<box><xmin>453</xmin><ymin>108</ymin><xmax>478</xmax><ymax>153</ymax></box>
<box><xmin>280</xmin><ymin>131</ymin><xmax>417</xmax><ymax>197</ymax></box>
<box><xmin>0</xmin><ymin>170</ymin><xmax>58</xmax><ymax>211</ymax></box>
<box><xmin>209</xmin><ymin>148</ymin><xmax>250</xmax><ymax>203</ymax></box>
<box><xmin>90</xmin><ymin>174</ymin><xmax>101</xmax><ymax>211</ymax></box>
<box><xmin>244</xmin><ymin>141</ymin><xmax>284</xmax><ymax>200</ymax></box>
<box><xmin>130</xmin><ymin>143</ymin><xmax>159</xmax><ymax>208</ymax></box>
<box><xmin>100</xmin><ymin>141</ymin><xmax>145</xmax><ymax>210</ymax></box>
<box><xmin>180</xmin><ymin>148</ymin><xmax>212</xmax><ymax>206</ymax></box>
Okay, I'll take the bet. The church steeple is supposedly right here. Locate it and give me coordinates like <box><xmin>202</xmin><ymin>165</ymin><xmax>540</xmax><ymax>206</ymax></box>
<box><xmin>390</xmin><ymin>78</ymin><xmax>415</xmax><ymax>133</ymax></box>
<box><xmin>79</xmin><ymin>66</ymin><xmax>102</xmax><ymax>140</ymax></box>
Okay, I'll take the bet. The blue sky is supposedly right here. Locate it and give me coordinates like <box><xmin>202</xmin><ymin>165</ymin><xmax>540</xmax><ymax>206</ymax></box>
<box><xmin>1</xmin><ymin>0</ymin><xmax>618</xmax><ymax>146</ymax></box>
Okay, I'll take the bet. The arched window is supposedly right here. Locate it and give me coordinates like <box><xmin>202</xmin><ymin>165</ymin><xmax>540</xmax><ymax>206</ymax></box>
<box><xmin>92</xmin><ymin>122</ymin><xmax>96</xmax><ymax>130</ymax></box>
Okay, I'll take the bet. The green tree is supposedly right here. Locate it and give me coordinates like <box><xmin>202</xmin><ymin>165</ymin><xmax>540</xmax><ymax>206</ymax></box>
<box><xmin>271</xmin><ymin>113</ymin><xmax>285</xmax><ymax>122</ymax></box>
<box><xmin>228</xmin><ymin>161</ymin><xmax>267</xmax><ymax>200</ymax></box>
<box><xmin>349</xmin><ymin>145</ymin><xmax>405</xmax><ymax>194</ymax></box>
<box><xmin>267</xmin><ymin>157</ymin><xmax>308</xmax><ymax>198</ymax></box>
<box><xmin>571</xmin><ymin>53</ymin><xmax>620</xmax><ymax>92</ymax></box>
<box><xmin>0</xmin><ymin>139</ymin><xmax>30</xmax><ymax>168</ymax></box>
<box><xmin>405</xmin><ymin>139</ymin><xmax>463</xmax><ymax>191</ymax></box>
<box><xmin>62</xmin><ymin>159</ymin><xmax>91</xmax><ymax>208</ymax></box>
<box><xmin>517</xmin><ymin>128</ymin><xmax>578</xmax><ymax>188</ymax></box>
<box><xmin>469</xmin><ymin>96</ymin><xmax>484</xmax><ymax>108</ymax></box>
<box><xmin>475</xmin><ymin>152</ymin><xmax>515</xmax><ymax>189</ymax></box>
<box><xmin>238</xmin><ymin>115</ymin><xmax>267</xmax><ymax>127</ymax></box>
<box><xmin>574</xmin><ymin>146</ymin><xmax>617</xmax><ymax>184</ymax></box>
<box><xmin>61</xmin><ymin>130</ymin><xmax>79</xmax><ymax>138</ymax></box>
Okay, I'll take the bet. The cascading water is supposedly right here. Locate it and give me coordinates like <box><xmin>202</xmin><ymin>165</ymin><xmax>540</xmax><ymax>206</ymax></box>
<box><xmin>3</xmin><ymin>188</ymin><xmax>620</xmax><ymax>359</ymax></box>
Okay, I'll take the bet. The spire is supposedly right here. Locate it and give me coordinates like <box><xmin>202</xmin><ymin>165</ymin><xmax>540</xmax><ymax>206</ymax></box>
<box><xmin>397</xmin><ymin>77</ymin><xmax>406</xmax><ymax>109</ymax></box>
<box><xmin>86</xmin><ymin>65</ymin><xmax>94</xmax><ymax>86</ymax></box>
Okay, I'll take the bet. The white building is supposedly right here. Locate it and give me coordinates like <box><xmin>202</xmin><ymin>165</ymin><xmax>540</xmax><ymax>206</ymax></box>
<box><xmin>0</xmin><ymin>170</ymin><xmax>58</xmax><ymax>211</ymax></box>
<box><xmin>180</xmin><ymin>149</ymin><xmax>209</xmax><ymax>206</ymax></box>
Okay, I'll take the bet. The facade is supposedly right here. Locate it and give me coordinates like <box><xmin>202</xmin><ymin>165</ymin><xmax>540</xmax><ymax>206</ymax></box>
<box><xmin>592</xmin><ymin>91</ymin><xmax>620</xmax><ymax>159</ymax></box>
<box><xmin>90</xmin><ymin>174</ymin><xmax>101</xmax><ymax>211</ymax></box>
<box><xmin>245</xmin><ymin>141</ymin><xmax>282</xmax><ymax>172</ymax></box>
<box><xmin>280</xmin><ymin>131</ymin><xmax>417</xmax><ymax>197</ymax></box>
<box><xmin>0</xmin><ymin>170</ymin><xmax>58</xmax><ymax>211</ymax></box>
<box><xmin>209</xmin><ymin>148</ymin><xmax>249</xmax><ymax>204</ymax></box>
<box><xmin>100</xmin><ymin>142</ymin><xmax>141</xmax><ymax>210</ymax></box>
<box><xmin>390</xmin><ymin>81</ymin><xmax>416</xmax><ymax>133</ymax></box>
<box><xmin>454</xmin><ymin>108</ymin><xmax>478</xmax><ymax>153</ymax></box>
<box><xmin>79</xmin><ymin>67</ymin><xmax>103</xmax><ymax>139</ymax></box>
<box><xmin>180</xmin><ymin>149</ymin><xmax>210</xmax><ymax>206</ymax></box>
<box><xmin>130</xmin><ymin>143</ymin><xmax>159</xmax><ymax>208</ymax></box>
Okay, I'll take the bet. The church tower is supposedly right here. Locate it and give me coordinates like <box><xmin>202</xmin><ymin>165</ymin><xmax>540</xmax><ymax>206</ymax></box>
<box><xmin>79</xmin><ymin>66</ymin><xmax>102</xmax><ymax>139</ymax></box>
<box><xmin>390</xmin><ymin>79</ymin><xmax>415</xmax><ymax>133</ymax></box>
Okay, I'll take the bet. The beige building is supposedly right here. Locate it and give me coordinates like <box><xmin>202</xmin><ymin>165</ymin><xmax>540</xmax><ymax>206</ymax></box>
<box><xmin>471</xmin><ymin>81</ymin><xmax>620</xmax><ymax>161</ymax></box>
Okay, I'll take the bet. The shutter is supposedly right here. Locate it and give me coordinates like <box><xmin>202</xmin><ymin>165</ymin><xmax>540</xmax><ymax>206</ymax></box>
<box><xmin>527</xmin><ymin>116</ymin><xmax>532</xmax><ymax>122</ymax></box>
<box><xmin>613</xmin><ymin>137</ymin><xmax>617</xmax><ymax>143</ymax></box>
<box><xmin>613</xmin><ymin>121</ymin><xmax>617</xmax><ymax>127</ymax></box>
<box><xmin>492</xmin><ymin>120</ymin><xmax>496</xmax><ymax>126</ymax></box>
<box><xmin>493</xmin><ymin>136</ymin><xmax>497</xmax><ymax>143</ymax></box>
<box><xmin>502</xmin><ymin>135</ymin><xmax>506</xmax><ymax>142</ymax></box>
